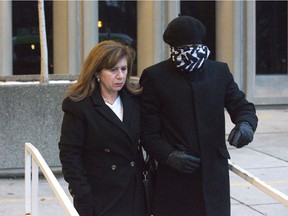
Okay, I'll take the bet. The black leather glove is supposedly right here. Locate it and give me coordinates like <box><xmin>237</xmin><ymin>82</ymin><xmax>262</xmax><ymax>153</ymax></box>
<box><xmin>228</xmin><ymin>122</ymin><xmax>254</xmax><ymax>148</ymax></box>
<box><xmin>166</xmin><ymin>150</ymin><xmax>201</xmax><ymax>174</ymax></box>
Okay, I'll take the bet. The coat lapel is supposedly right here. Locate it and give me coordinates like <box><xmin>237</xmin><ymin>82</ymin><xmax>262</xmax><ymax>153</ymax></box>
<box><xmin>120</xmin><ymin>89</ymin><xmax>134</xmax><ymax>127</ymax></box>
<box><xmin>90</xmin><ymin>89</ymin><xmax>134</xmax><ymax>142</ymax></box>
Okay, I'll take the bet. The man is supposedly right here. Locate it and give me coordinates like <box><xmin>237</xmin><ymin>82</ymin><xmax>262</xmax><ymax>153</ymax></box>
<box><xmin>140</xmin><ymin>16</ymin><xmax>258</xmax><ymax>216</ymax></box>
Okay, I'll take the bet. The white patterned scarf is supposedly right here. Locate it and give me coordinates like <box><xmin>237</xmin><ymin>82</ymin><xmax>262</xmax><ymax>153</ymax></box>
<box><xmin>170</xmin><ymin>45</ymin><xmax>210</xmax><ymax>72</ymax></box>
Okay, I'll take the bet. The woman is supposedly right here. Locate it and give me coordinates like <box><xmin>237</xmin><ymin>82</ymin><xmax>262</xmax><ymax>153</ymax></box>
<box><xmin>58</xmin><ymin>40</ymin><xmax>145</xmax><ymax>216</ymax></box>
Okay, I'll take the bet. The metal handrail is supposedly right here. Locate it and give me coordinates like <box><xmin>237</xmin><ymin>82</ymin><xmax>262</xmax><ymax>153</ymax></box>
<box><xmin>229</xmin><ymin>160</ymin><xmax>288</xmax><ymax>207</ymax></box>
<box><xmin>25</xmin><ymin>142</ymin><xmax>79</xmax><ymax>216</ymax></box>
<box><xmin>24</xmin><ymin>141</ymin><xmax>287</xmax><ymax>215</ymax></box>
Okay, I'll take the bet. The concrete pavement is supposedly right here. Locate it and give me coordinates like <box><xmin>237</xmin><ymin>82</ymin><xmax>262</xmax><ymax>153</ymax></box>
<box><xmin>0</xmin><ymin>106</ymin><xmax>288</xmax><ymax>215</ymax></box>
<box><xmin>227</xmin><ymin>106</ymin><xmax>288</xmax><ymax>215</ymax></box>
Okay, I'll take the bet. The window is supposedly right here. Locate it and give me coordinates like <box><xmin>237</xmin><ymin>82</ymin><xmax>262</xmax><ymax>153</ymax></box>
<box><xmin>180</xmin><ymin>1</ymin><xmax>216</xmax><ymax>60</ymax></box>
<box><xmin>12</xmin><ymin>0</ymin><xmax>53</xmax><ymax>75</ymax></box>
<box><xmin>99</xmin><ymin>1</ymin><xmax>137</xmax><ymax>75</ymax></box>
<box><xmin>256</xmin><ymin>1</ymin><xmax>287</xmax><ymax>75</ymax></box>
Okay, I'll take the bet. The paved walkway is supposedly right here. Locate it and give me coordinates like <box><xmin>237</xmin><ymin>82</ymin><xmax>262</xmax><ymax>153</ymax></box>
<box><xmin>0</xmin><ymin>107</ymin><xmax>288</xmax><ymax>215</ymax></box>
<box><xmin>227</xmin><ymin>107</ymin><xmax>288</xmax><ymax>215</ymax></box>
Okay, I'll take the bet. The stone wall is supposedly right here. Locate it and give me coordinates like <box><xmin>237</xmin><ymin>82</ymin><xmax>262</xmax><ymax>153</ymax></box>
<box><xmin>0</xmin><ymin>82</ymin><xmax>72</xmax><ymax>176</ymax></box>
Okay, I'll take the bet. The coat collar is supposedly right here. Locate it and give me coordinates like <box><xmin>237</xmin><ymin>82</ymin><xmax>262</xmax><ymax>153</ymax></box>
<box><xmin>90</xmin><ymin>87</ymin><xmax>134</xmax><ymax>142</ymax></box>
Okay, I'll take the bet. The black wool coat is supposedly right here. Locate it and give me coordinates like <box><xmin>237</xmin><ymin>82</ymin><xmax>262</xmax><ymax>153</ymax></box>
<box><xmin>59</xmin><ymin>88</ymin><xmax>146</xmax><ymax>216</ymax></box>
<box><xmin>140</xmin><ymin>59</ymin><xmax>258</xmax><ymax>216</ymax></box>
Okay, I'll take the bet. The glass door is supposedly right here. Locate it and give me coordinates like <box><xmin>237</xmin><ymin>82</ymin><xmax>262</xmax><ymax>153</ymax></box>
<box><xmin>255</xmin><ymin>1</ymin><xmax>288</xmax><ymax>104</ymax></box>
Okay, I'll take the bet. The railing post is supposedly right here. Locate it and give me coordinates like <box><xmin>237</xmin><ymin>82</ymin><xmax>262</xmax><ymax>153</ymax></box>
<box><xmin>25</xmin><ymin>146</ymin><xmax>32</xmax><ymax>215</ymax></box>
<box><xmin>32</xmin><ymin>159</ymin><xmax>39</xmax><ymax>216</ymax></box>
<box><xmin>24</xmin><ymin>142</ymin><xmax>79</xmax><ymax>216</ymax></box>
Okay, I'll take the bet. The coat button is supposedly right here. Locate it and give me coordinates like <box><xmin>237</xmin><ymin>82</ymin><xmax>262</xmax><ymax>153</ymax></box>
<box><xmin>130</xmin><ymin>161</ymin><xmax>135</xmax><ymax>167</ymax></box>
<box><xmin>104</xmin><ymin>148</ymin><xmax>110</xmax><ymax>153</ymax></box>
<box><xmin>111</xmin><ymin>165</ymin><xmax>117</xmax><ymax>170</ymax></box>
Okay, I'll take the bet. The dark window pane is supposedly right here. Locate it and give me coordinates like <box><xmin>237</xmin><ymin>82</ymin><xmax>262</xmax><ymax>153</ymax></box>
<box><xmin>180</xmin><ymin>1</ymin><xmax>216</xmax><ymax>60</ymax></box>
<box><xmin>99</xmin><ymin>1</ymin><xmax>137</xmax><ymax>75</ymax></box>
<box><xmin>12</xmin><ymin>0</ymin><xmax>53</xmax><ymax>75</ymax></box>
<box><xmin>256</xmin><ymin>1</ymin><xmax>287</xmax><ymax>75</ymax></box>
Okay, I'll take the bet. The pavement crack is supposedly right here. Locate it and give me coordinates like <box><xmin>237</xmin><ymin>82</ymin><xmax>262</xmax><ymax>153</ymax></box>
<box><xmin>231</xmin><ymin>197</ymin><xmax>267</xmax><ymax>215</ymax></box>
<box><xmin>248</xmin><ymin>147</ymin><xmax>288</xmax><ymax>163</ymax></box>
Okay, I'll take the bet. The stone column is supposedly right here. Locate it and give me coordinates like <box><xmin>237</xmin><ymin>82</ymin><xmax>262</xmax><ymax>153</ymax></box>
<box><xmin>215</xmin><ymin>1</ymin><xmax>234</xmax><ymax>72</ymax></box>
<box><xmin>0</xmin><ymin>1</ymin><xmax>12</xmax><ymax>76</ymax></box>
<box><xmin>53</xmin><ymin>1</ymin><xmax>68</xmax><ymax>74</ymax></box>
<box><xmin>136</xmin><ymin>0</ymin><xmax>179</xmax><ymax>76</ymax></box>
<box><xmin>67</xmin><ymin>1</ymin><xmax>82</xmax><ymax>75</ymax></box>
<box><xmin>82</xmin><ymin>1</ymin><xmax>98</xmax><ymax>60</ymax></box>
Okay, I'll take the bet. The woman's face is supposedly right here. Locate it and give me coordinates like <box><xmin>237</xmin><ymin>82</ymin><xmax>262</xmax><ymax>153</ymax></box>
<box><xmin>98</xmin><ymin>57</ymin><xmax>128</xmax><ymax>96</ymax></box>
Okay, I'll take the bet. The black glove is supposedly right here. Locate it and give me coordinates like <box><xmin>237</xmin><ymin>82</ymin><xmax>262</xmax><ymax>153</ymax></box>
<box><xmin>166</xmin><ymin>150</ymin><xmax>201</xmax><ymax>174</ymax></box>
<box><xmin>228</xmin><ymin>122</ymin><xmax>254</xmax><ymax>148</ymax></box>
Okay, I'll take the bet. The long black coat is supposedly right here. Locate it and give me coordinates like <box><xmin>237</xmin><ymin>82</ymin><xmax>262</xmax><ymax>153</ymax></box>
<box><xmin>59</xmin><ymin>88</ymin><xmax>146</xmax><ymax>216</ymax></box>
<box><xmin>140</xmin><ymin>59</ymin><xmax>258</xmax><ymax>216</ymax></box>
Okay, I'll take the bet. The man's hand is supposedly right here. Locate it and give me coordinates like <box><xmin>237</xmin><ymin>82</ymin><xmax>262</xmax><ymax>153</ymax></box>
<box><xmin>228</xmin><ymin>122</ymin><xmax>254</xmax><ymax>148</ymax></box>
<box><xmin>166</xmin><ymin>150</ymin><xmax>200</xmax><ymax>174</ymax></box>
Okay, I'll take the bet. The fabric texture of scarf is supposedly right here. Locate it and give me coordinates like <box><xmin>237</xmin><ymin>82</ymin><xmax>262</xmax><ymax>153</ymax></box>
<box><xmin>170</xmin><ymin>45</ymin><xmax>210</xmax><ymax>72</ymax></box>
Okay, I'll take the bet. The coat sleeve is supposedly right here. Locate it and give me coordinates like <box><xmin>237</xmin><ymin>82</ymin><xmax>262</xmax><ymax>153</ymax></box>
<box><xmin>140</xmin><ymin>70</ymin><xmax>174</xmax><ymax>163</ymax></box>
<box><xmin>58</xmin><ymin>98</ymin><xmax>91</xmax><ymax>197</ymax></box>
<box><xmin>224</xmin><ymin>64</ymin><xmax>258</xmax><ymax>130</ymax></box>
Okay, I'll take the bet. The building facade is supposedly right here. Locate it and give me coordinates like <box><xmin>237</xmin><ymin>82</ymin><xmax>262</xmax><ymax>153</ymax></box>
<box><xmin>0</xmin><ymin>0</ymin><xmax>287</xmax><ymax>105</ymax></box>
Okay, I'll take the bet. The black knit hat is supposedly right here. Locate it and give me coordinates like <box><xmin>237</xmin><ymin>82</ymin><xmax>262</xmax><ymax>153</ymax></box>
<box><xmin>163</xmin><ymin>16</ymin><xmax>206</xmax><ymax>47</ymax></box>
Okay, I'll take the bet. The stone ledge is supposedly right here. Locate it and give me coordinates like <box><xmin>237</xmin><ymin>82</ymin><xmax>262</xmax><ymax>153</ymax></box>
<box><xmin>0</xmin><ymin>83</ymin><xmax>71</xmax><ymax>173</ymax></box>
<box><xmin>0</xmin><ymin>74</ymin><xmax>78</xmax><ymax>82</ymax></box>
<box><xmin>0</xmin><ymin>166</ymin><xmax>63</xmax><ymax>178</ymax></box>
